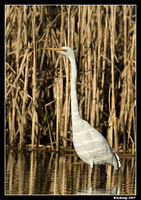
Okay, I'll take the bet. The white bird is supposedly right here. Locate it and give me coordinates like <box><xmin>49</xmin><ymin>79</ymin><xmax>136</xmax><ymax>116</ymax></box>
<box><xmin>45</xmin><ymin>46</ymin><xmax>121</xmax><ymax>182</ymax></box>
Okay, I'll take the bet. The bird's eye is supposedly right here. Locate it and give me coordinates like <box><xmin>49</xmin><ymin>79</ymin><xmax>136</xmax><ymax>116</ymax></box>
<box><xmin>62</xmin><ymin>48</ymin><xmax>68</xmax><ymax>52</ymax></box>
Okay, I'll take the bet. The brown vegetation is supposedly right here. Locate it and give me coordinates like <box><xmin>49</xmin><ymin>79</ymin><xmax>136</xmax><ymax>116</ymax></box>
<box><xmin>5</xmin><ymin>5</ymin><xmax>136</xmax><ymax>153</ymax></box>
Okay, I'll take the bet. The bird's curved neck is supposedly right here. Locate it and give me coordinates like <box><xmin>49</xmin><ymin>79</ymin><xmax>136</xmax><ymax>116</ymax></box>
<box><xmin>70</xmin><ymin>58</ymin><xmax>81</xmax><ymax>123</ymax></box>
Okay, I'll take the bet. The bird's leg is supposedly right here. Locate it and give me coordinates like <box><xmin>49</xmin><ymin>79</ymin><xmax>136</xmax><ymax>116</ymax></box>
<box><xmin>98</xmin><ymin>165</ymin><xmax>107</xmax><ymax>179</ymax></box>
<box><xmin>91</xmin><ymin>165</ymin><xmax>93</xmax><ymax>188</ymax></box>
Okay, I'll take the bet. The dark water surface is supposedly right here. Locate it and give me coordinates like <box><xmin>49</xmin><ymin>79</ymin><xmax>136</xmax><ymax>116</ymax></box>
<box><xmin>6</xmin><ymin>150</ymin><xmax>136</xmax><ymax>195</ymax></box>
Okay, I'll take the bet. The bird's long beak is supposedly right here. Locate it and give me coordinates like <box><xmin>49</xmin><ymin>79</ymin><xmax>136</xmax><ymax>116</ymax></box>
<box><xmin>45</xmin><ymin>47</ymin><xmax>62</xmax><ymax>52</ymax></box>
<box><xmin>45</xmin><ymin>47</ymin><xmax>68</xmax><ymax>52</ymax></box>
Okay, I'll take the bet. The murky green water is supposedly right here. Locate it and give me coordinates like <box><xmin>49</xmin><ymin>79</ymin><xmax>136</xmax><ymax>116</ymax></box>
<box><xmin>6</xmin><ymin>150</ymin><xmax>136</xmax><ymax>195</ymax></box>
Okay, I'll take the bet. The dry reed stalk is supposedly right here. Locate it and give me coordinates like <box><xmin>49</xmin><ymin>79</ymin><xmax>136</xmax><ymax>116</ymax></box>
<box><xmin>15</xmin><ymin>86</ymin><xmax>23</xmax><ymax>146</ymax></box>
<box><xmin>112</xmin><ymin>6</ymin><xmax>118</xmax><ymax>151</ymax></box>
<box><xmin>20</xmin><ymin>5</ymin><xmax>28</xmax><ymax>150</ymax></box>
<box><xmin>87</xmin><ymin>5</ymin><xmax>92</xmax><ymax>122</ymax></box>
<box><xmin>123</xmin><ymin>6</ymin><xmax>127</xmax><ymax>67</ymax></box>
<box><xmin>50</xmin><ymin>26</ymin><xmax>60</xmax><ymax>150</ymax></box>
<box><xmin>58</xmin><ymin>73</ymin><xmax>63</xmax><ymax>147</ymax></box>
<box><xmin>118</xmin><ymin>76</ymin><xmax>127</xmax><ymax>153</ymax></box>
<box><xmin>78</xmin><ymin>5</ymin><xmax>83</xmax><ymax>72</ymax></box>
<box><xmin>101</xmin><ymin>6</ymin><xmax>108</xmax><ymax>113</ymax></box>
<box><xmin>81</xmin><ymin>7</ymin><xmax>87</xmax><ymax>120</ymax></box>
<box><xmin>126</xmin><ymin>24</ymin><xmax>136</xmax><ymax>153</ymax></box>
<box><xmin>31</xmin><ymin>6</ymin><xmax>37</xmax><ymax>149</ymax></box>
<box><xmin>70</xmin><ymin>12</ymin><xmax>75</xmax><ymax>145</ymax></box>
<box><xmin>96</xmin><ymin>88</ymin><xmax>100</xmax><ymax>131</ymax></box>
<box><xmin>16</xmin><ymin>6</ymin><xmax>22</xmax><ymax>74</ymax></box>
<box><xmin>71</xmin><ymin>14</ymin><xmax>74</xmax><ymax>50</ymax></box>
<box><xmin>8</xmin><ymin>104</ymin><xmax>13</xmax><ymax>144</ymax></box>
<box><xmin>91</xmin><ymin>50</ymin><xmax>97</xmax><ymax>128</ymax></box>
<box><xmin>114</xmin><ymin>116</ymin><xmax>118</xmax><ymax>153</ymax></box>
<box><xmin>56</xmin><ymin>76</ymin><xmax>60</xmax><ymax>151</ymax></box>
<box><xmin>79</xmin><ymin>7</ymin><xmax>86</xmax><ymax>119</ymax></box>
<box><xmin>44</xmin><ymin>105</ymin><xmax>54</xmax><ymax>150</ymax></box>
<box><xmin>95</xmin><ymin>5</ymin><xmax>101</xmax><ymax>132</ymax></box>
<box><xmin>107</xmin><ymin>6</ymin><xmax>116</xmax><ymax>148</ymax></box>
<box><xmin>119</xmin><ymin>6</ymin><xmax>127</xmax><ymax>153</ymax></box>
<box><xmin>58</xmin><ymin>6</ymin><xmax>65</xmax><ymax>143</ymax></box>
<box><xmin>63</xmin><ymin>12</ymin><xmax>70</xmax><ymax>147</ymax></box>
<box><xmin>67</xmin><ymin>6</ymin><xmax>71</xmax><ymax>46</ymax></box>
<box><xmin>133</xmin><ymin>33</ymin><xmax>136</xmax><ymax>154</ymax></box>
<box><xmin>11</xmin><ymin>89</ymin><xmax>16</xmax><ymax>143</ymax></box>
<box><xmin>84</xmin><ymin>61</ymin><xmax>88</xmax><ymax>119</ymax></box>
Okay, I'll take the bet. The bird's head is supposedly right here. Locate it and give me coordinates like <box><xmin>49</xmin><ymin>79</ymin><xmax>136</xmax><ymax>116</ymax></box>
<box><xmin>45</xmin><ymin>46</ymin><xmax>75</xmax><ymax>61</ymax></box>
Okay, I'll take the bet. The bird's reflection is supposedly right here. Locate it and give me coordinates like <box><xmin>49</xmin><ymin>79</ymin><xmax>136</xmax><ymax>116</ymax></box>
<box><xmin>76</xmin><ymin>186</ymin><xmax>120</xmax><ymax>195</ymax></box>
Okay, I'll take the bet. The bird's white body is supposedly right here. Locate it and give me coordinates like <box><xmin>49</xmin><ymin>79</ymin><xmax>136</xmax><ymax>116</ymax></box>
<box><xmin>73</xmin><ymin>118</ymin><xmax>120</xmax><ymax>169</ymax></box>
<box><xmin>46</xmin><ymin>46</ymin><xmax>121</xmax><ymax>171</ymax></box>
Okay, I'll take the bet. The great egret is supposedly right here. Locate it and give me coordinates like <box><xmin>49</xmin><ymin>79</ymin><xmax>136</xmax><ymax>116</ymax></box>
<box><xmin>45</xmin><ymin>46</ymin><xmax>121</xmax><ymax>182</ymax></box>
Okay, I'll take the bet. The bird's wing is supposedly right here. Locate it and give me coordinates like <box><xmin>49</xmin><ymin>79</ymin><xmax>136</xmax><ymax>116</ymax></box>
<box><xmin>79</xmin><ymin>120</ymin><xmax>114</xmax><ymax>165</ymax></box>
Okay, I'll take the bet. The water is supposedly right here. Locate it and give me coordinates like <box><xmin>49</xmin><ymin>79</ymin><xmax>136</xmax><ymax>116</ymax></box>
<box><xmin>6</xmin><ymin>150</ymin><xmax>136</xmax><ymax>195</ymax></box>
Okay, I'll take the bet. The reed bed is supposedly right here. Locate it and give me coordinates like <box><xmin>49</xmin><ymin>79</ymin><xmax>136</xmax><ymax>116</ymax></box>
<box><xmin>5</xmin><ymin>5</ymin><xmax>136</xmax><ymax>153</ymax></box>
